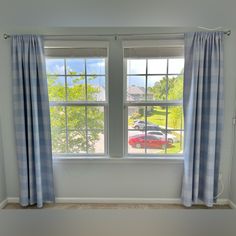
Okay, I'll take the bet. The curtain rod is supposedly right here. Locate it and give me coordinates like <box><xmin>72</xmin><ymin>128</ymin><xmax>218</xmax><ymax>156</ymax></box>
<box><xmin>3</xmin><ymin>30</ymin><xmax>231</xmax><ymax>40</ymax></box>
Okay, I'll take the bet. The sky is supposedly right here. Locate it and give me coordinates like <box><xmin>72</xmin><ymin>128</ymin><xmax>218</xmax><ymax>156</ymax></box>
<box><xmin>46</xmin><ymin>58</ymin><xmax>106</xmax><ymax>87</ymax></box>
<box><xmin>46</xmin><ymin>58</ymin><xmax>105</xmax><ymax>75</ymax></box>
<box><xmin>127</xmin><ymin>58</ymin><xmax>184</xmax><ymax>87</ymax></box>
<box><xmin>46</xmin><ymin>58</ymin><xmax>184</xmax><ymax>88</ymax></box>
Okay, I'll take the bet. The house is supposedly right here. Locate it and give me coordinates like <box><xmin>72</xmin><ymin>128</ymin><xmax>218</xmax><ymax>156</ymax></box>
<box><xmin>127</xmin><ymin>85</ymin><xmax>153</xmax><ymax>115</ymax></box>
<box><xmin>0</xmin><ymin>0</ymin><xmax>236</xmax><ymax>235</ymax></box>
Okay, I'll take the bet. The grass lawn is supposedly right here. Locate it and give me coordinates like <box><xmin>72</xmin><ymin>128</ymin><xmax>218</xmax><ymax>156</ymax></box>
<box><xmin>128</xmin><ymin>106</ymin><xmax>184</xmax><ymax>130</ymax></box>
<box><xmin>167</xmin><ymin>142</ymin><xmax>183</xmax><ymax>154</ymax></box>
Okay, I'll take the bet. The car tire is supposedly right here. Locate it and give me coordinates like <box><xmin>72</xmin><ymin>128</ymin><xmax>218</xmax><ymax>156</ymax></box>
<box><xmin>134</xmin><ymin>126</ymin><xmax>139</xmax><ymax>130</ymax></box>
<box><xmin>135</xmin><ymin>143</ymin><xmax>142</xmax><ymax>148</ymax></box>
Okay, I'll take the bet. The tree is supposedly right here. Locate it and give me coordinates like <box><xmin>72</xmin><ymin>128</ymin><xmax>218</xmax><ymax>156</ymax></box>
<box><xmin>168</xmin><ymin>75</ymin><xmax>183</xmax><ymax>100</ymax></box>
<box><xmin>168</xmin><ymin>75</ymin><xmax>183</xmax><ymax>129</ymax></box>
<box><xmin>148</xmin><ymin>77</ymin><xmax>167</xmax><ymax>100</ymax></box>
<box><xmin>48</xmin><ymin>75</ymin><xmax>104</xmax><ymax>154</ymax></box>
<box><xmin>148</xmin><ymin>74</ymin><xmax>183</xmax><ymax>129</ymax></box>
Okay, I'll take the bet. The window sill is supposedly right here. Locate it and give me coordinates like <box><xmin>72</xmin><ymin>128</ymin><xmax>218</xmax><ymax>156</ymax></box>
<box><xmin>53</xmin><ymin>156</ymin><xmax>184</xmax><ymax>164</ymax></box>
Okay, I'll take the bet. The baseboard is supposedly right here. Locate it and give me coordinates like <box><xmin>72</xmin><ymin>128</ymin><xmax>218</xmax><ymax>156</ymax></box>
<box><xmin>6</xmin><ymin>197</ymin><xmax>231</xmax><ymax>206</ymax></box>
<box><xmin>215</xmin><ymin>198</ymin><xmax>230</xmax><ymax>205</ymax></box>
<box><xmin>56</xmin><ymin>197</ymin><xmax>230</xmax><ymax>205</ymax></box>
<box><xmin>7</xmin><ymin>197</ymin><xmax>19</xmax><ymax>203</ymax></box>
<box><xmin>7</xmin><ymin>197</ymin><xmax>183</xmax><ymax>204</ymax></box>
<box><xmin>229</xmin><ymin>200</ymin><xmax>236</xmax><ymax>209</ymax></box>
<box><xmin>0</xmin><ymin>199</ymin><xmax>8</xmax><ymax>209</ymax></box>
<box><xmin>55</xmin><ymin>197</ymin><xmax>182</xmax><ymax>204</ymax></box>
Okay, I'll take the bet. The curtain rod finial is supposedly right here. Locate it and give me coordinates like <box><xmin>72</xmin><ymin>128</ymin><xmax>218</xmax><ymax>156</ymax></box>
<box><xmin>3</xmin><ymin>33</ymin><xmax>10</xmax><ymax>39</ymax></box>
<box><xmin>226</xmin><ymin>30</ymin><xmax>231</xmax><ymax>36</ymax></box>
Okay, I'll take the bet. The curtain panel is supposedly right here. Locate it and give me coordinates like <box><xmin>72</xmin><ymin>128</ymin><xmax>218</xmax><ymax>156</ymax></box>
<box><xmin>182</xmin><ymin>32</ymin><xmax>224</xmax><ymax>207</ymax></box>
<box><xmin>12</xmin><ymin>35</ymin><xmax>55</xmax><ymax>208</ymax></box>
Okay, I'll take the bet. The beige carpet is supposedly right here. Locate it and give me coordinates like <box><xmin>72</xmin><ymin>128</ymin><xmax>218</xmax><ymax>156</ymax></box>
<box><xmin>3</xmin><ymin>203</ymin><xmax>231</xmax><ymax>209</ymax></box>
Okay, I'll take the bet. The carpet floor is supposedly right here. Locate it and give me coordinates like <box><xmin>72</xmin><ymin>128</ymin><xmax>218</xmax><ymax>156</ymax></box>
<box><xmin>3</xmin><ymin>203</ymin><xmax>232</xmax><ymax>209</ymax></box>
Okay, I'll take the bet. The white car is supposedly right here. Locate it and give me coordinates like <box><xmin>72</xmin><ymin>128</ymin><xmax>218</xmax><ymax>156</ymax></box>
<box><xmin>147</xmin><ymin>131</ymin><xmax>178</xmax><ymax>143</ymax></box>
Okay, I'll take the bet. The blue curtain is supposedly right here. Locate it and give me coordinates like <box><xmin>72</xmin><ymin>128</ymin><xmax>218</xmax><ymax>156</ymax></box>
<box><xmin>12</xmin><ymin>35</ymin><xmax>55</xmax><ymax>208</ymax></box>
<box><xmin>182</xmin><ymin>32</ymin><xmax>224</xmax><ymax>207</ymax></box>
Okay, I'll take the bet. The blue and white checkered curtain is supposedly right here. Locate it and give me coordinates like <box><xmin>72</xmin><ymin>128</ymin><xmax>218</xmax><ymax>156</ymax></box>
<box><xmin>182</xmin><ymin>32</ymin><xmax>224</xmax><ymax>207</ymax></box>
<box><xmin>12</xmin><ymin>35</ymin><xmax>55</xmax><ymax>208</ymax></box>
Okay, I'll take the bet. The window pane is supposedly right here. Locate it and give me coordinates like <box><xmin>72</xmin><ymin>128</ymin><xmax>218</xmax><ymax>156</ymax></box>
<box><xmin>147</xmin><ymin>76</ymin><xmax>166</xmax><ymax>101</ymax></box>
<box><xmin>167</xmin><ymin>106</ymin><xmax>184</xmax><ymax>130</ymax></box>
<box><xmin>168</xmin><ymin>58</ymin><xmax>184</xmax><ymax>74</ymax></box>
<box><xmin>166</xmin><ymin>130</ymin><xmax>184</xmax><ymax>154</ymax></box>
<box><xmin>87</xmin><ymin>76</ymin><xmax>106</xmax><ymax>101</ymax></box>
<box><xmin>148</xmin><ymin>59</ymin><xmax>167</xmax><ymax>74</ymax></box>
<box><xmin>146</xmin><ymin>106</ymin><xmax>166</xmax><ymax>131</ymax></box>
<box><xmin>67</xmin><ymin>76</ymin><xmax>86</xmax><ymax>101</ymax></box>
<box><xmin>128</xmin><ymin>106</ymin><xmax>145</xmax><ymax>155</ymax></box>
<box><xmin>67</xmin><ymin>107</ymin><xmax>86</xmax><ymax>130</ymax></box>
<box><xmin>88</xmin><ymin>130</ymin><xmax>104</xmax><ymax>154</ymax></box>
<box><xmin>128</xmin><ymin>130</ymin><xmax>145</xmax><ymax>154</ymax></box>
<box><xmin>48</xmin><ymin>76</ymin><xmax>66</xmax><ymax>101</ymax></box>
<box><xmin>87</xmin><ymin>106</ymin><xmax>104</xmax><ymax>130</ymax></box>
<box><xmin>66</xmin><ymin>58</ymin><xmax>85</xmax><ymax>75</ymax></box>
<box><xmin>86</xmin><ymin>58</ymin><xmax>105</xmax><ymax>75</ymax></box>
<box><xmin>87</xmin><ymin>107</ymin><xmax>105</xmax><ymax>154</ymax></box>
<box><xmin>127</xmin><ymin>76</ymin><xmax>146</xmax><ymax>101</ymax></box>
<box><xmin>50</xmin><ymin>106</ymin><xmax>65</xmax><ymax>129</ymax></box>
<box><xmin>51</xmin><ymin>129</ymin><xmax>66</xmax><ymax>153</ymax></box>
<box><xmin>128</xmin><ymin>106</ymin><xmax>146</xmax><ymax>130</ymax></box>
<box><xmin>146</xmin><ymin>133</ymin><xmax>166</xmax><ymax>154</ymax></box>
<box><xmin>127</xmin><ymin>59</ymin><xmax>146</xmax><ymax>74</ymax></box>
<box><xmin>46</xmin><ymin>59</ymin><xmax>65</xmax><ymax>75</ymax></box>
<box><xmin>68</xmin><ymin>131</ymin><xmax>87</xmax><ymax>153</ymax></box>
<box><xmin>50</xmin><ymin>106</ymin><xmax>66</xmax><ymax>153</ymax></box>
<box><xmin>167</xmin><ymin>75</ymin><xmax>183</xmax><ymax>100</ymax></box>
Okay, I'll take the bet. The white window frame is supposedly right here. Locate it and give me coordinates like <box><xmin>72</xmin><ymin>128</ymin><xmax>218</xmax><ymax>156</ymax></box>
<box><xmin>45</xmin><ymin>41</ymin><xmax>109</xmax><ymax>158</ymax></box>
<box><xmin>123</xmin><ymin>40</ymin><xmax>184</xmax><ymax>158</ymax></box>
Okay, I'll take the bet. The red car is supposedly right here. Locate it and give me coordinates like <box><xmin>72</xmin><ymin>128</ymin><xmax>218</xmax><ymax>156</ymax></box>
<box><xmin>128</xmin><ymin>134</ymin><xmax>170</xmax><ymax>149</ymax></box>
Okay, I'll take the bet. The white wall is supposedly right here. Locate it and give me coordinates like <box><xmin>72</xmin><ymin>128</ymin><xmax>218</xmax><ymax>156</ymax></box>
<box><xmin>231</xmin><ymin>153</ymin><xmax>236</xmax><ymax>204</ymax></box>
<box><xmin>53</xmin><ymin>160</ymin><xmax>183</xmax><ymax>199</ymax></box>
<box><xmin>0</xmin><ymin>0</ymin><xmax>236</xmax><ymax>28</ymax></box>
<box><xmin>0</xmin><ymin>121</ymin><xmax>6</xmax><ymax>203</ymax></box>
<box><xmin>0</xmin><ymin>0</ymin><xmax>236</xmax><ymax>202</ymax></box>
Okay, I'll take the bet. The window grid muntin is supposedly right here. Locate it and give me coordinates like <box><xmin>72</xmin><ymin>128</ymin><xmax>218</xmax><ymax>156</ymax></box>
<box><xmin>125</xmin><ymin>57</ymin><xmax>184</xmax><ymax>156</ymax></box>
<box><xmin>46</xmin><ymin>57</ymin><xmax>108</xmax><ymax>156</ymax></box>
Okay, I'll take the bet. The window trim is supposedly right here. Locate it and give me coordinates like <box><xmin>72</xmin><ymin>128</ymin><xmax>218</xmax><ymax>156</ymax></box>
<box><xmin>45</xmin><ymin>44</ymin><xmax>109</xmax><ymax>157</ymax></box>
<box><xmin>45</xmin><ymin>39</ymin><xmax>185</xmax><ymax>160</ymax></box>
<box><xmin>123</xmin><ymin>55</ymin><xmax>184</xmax><ymax>158</ymax></box>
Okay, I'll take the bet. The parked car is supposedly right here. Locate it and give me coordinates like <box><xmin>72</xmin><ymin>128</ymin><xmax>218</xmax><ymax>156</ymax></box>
<box><xmin>133</xmin><ymin>120</ymin><xmax>162</xmax><ymax>131</ymax></box>
<box><xmin>147</xmin><ymin>131</ymin><xmax>178</xmax><ymax>143</ymax></box>
<box><xmin>128</xmin><ymin>134</ymin><xmax>170</xmax><ymax>149</ymax></box>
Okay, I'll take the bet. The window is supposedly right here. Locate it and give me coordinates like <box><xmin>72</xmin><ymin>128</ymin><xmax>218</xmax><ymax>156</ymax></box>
<box><xmin>44</xmin><ymin>39</ymin><xmax>184</xmax><ymax>159</ymax></box>
<box><xmin>45</xmin><ymin>42</ymin><xmax>108</xmax><ymax>156</ymax></box>
<box><xmin>124</xmin><ymin>41</ymin><xmax>184</xmax><ymax>156</ymax></box>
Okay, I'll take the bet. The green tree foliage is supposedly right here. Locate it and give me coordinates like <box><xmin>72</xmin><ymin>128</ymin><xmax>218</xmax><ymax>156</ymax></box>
<box><xmin>48</xmin><ymin>75</ymin><xmax>104</xmax><ymax>154</ymax></box>
<box><xmin>168</xmin><ymin>75</ymin><xmax>183</xmax><ymax>129</ymax></box>
<box><xmin>148</xmin><ymin>77</ymin><xmax>167</xmax><ymax>100</ymax></box>
<box><xmin>147</xmin><ymin>74</ymin><xmax>183</xmax><ymax>129</ymax></box>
